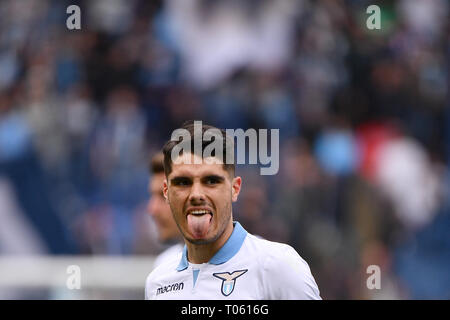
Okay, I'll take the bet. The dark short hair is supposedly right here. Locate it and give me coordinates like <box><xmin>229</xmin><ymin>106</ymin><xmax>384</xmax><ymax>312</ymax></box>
<box><xmin>149</xmin><ymin>152</ymin><xmax>165</xmax><ymax>174</ymax></box>
<box><xmin>162</xmin><ymin>120</ymin><xmax>235</xmax><ymax>177</ymax></box>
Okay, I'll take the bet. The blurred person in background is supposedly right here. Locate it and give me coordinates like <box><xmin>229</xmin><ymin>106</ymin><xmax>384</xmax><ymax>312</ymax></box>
<box><xmin>147</xmin><ymin>152</ymin><xmax>183</xmax><ymax>268</ymax></box>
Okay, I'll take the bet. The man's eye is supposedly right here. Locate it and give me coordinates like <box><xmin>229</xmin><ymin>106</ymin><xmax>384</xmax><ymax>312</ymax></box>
<box><xmin>173</xmin><ymin>179</ymin><xmax>190</xmax><ymax>186</ymax></box>
<box><xmin>205</xmin><ymin>178</ymin><xmax>219</xmax><ymax>185</ymax></box>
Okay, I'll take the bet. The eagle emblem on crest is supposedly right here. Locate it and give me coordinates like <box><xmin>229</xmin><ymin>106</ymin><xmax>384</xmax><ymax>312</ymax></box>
<box><xmin>213</xmin><ymin>269</ymin><xmax>248</xmax><ymax>296</ymax></box>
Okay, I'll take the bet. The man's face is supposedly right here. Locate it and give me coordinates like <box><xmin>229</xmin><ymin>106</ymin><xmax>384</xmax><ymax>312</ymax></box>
<box><xmin>147</xmin><ymin>173</ymin><xmax>180</xmax><ymax>242</ymax></box>
<box><xmin>163</xmin><ymin>153</ymin><xmax>242</xmax><ymax>245</ymax></box>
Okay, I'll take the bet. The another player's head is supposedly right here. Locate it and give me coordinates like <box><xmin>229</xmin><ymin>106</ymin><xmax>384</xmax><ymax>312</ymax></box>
<box><xmin>147</xmin><ymin>152</ymin><xmax>181</xmax><ymax>243</ymax></box>
<box><xmin>162</xmin><ymin>121</ymin><xmax>242</xmax><ymax>247</ymax></box>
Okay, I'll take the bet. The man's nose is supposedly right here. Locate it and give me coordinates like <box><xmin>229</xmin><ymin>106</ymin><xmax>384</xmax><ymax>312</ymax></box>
<box><xmin>188</xmin><ymin>181</ymin><xmax>206</xmax><ymax>204</ymax></box>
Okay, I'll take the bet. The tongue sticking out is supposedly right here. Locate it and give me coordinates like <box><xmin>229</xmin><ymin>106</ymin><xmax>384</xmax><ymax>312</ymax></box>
<box><xmin>187</xmin><ymin>214</ymin><xmax>212</xmax><ymax>239</ymax></box>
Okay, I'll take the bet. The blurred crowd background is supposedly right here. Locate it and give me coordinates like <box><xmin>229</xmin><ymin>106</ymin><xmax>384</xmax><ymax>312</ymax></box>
<box><xmin>0</xmin><ymin>0</ymin><xmax>449</xmax><ymax>299</ymax></box>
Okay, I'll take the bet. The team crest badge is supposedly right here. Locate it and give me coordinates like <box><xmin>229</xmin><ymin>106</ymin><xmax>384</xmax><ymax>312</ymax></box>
<box><xmin>213</xmin><ymin>269</ymin><xmax>248</xmax><ymax>296</ymax></box>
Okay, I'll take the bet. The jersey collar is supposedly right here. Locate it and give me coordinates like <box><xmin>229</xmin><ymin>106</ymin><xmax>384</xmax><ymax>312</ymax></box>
<box><xmin>176</xmin><ymin>221</ymin><xmax>247</xmax><ymax>271</ymax></box>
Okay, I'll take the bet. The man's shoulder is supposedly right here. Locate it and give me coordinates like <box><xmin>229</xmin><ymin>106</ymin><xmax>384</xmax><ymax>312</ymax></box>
<box><xmin>146</xmin><ymin>252</ymin><xmax>180</xmax><ymax>284</ymax></box>
<box><xmin>244</xmin><ymin>233</ymin><xmax>321</xmax><ymax>299</ymax></box>
<box><xmin>244</xmin><ymin>233</ymin><xmax>309</xmax><ymax>271</ymax></box>
<box><xmin>245</xmin><ymin>233</ymin><xmax>298</xmax><ymax>257</ymax></box>
<box><xmin>153</xmin><ymin>243</ymin><xmax>184</xmax><ymax>269</ymax></box>
<box><xmin>145</xmin><ymin>252</ymin><xmax>182</xmax><ymax>300</ymax></box>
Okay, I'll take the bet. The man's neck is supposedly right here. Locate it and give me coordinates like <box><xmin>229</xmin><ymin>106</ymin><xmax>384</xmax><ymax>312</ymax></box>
<box><xmin>186</xmin><ymin>220</ymin><xmax>234</xmax><ymax>264</ymax></box>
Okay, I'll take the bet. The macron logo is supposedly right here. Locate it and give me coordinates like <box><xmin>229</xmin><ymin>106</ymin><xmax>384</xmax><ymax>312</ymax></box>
<box><xmin>156</xmin><ymin>282</ymin><xmax>184</xmax><ymax>296</ymax></box>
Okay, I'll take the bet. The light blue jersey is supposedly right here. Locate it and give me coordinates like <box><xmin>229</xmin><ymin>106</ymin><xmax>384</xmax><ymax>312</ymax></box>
<box><xmin>145</xmin><ymin>222</ymin><xmax>321</xmax><ymax>300</ymax></box>
<box><xmin>153</xmin><ymin>243</ymin><xmax>184</xmax><ymax>270</ymax></box>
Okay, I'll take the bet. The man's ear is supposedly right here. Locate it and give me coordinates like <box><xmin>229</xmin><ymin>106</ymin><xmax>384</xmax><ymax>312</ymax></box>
<box><xmin>163</xmin><ymin>179</ymin><xmax>169</xmax><ymax>203</ymax></box>
<box><xmin>231</xmin><ymin>176</ymin><xmax>242</xmax><ymax>202</ymax></box>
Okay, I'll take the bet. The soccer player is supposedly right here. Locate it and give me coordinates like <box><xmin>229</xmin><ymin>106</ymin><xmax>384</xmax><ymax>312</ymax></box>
<box><xmin>147</xmin><ymin>152</ymin><xmax>183</xmax><ymax>268</ymax></box>
<box><xmin>145</xmin><ymin>122</ymin><xmax>321</xmax><ymax>299</ymax></box>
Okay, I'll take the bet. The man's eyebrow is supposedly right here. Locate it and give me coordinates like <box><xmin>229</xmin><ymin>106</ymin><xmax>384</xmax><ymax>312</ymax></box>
<box><xmin>202</xmin><ymin>174</ymin><xmax>225</xmax><ymax>181</ymax></box>
<box><xmin>170</xmin><ymin>176</ymin><xmax>192</xmax><ymax>184</ymax></box>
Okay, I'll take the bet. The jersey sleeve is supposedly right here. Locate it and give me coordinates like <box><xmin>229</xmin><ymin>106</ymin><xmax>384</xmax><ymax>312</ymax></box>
<box><xmin>263</xmin><ymin>244</ymin><xmax>321</xmax><ymax>300</ymax></box>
